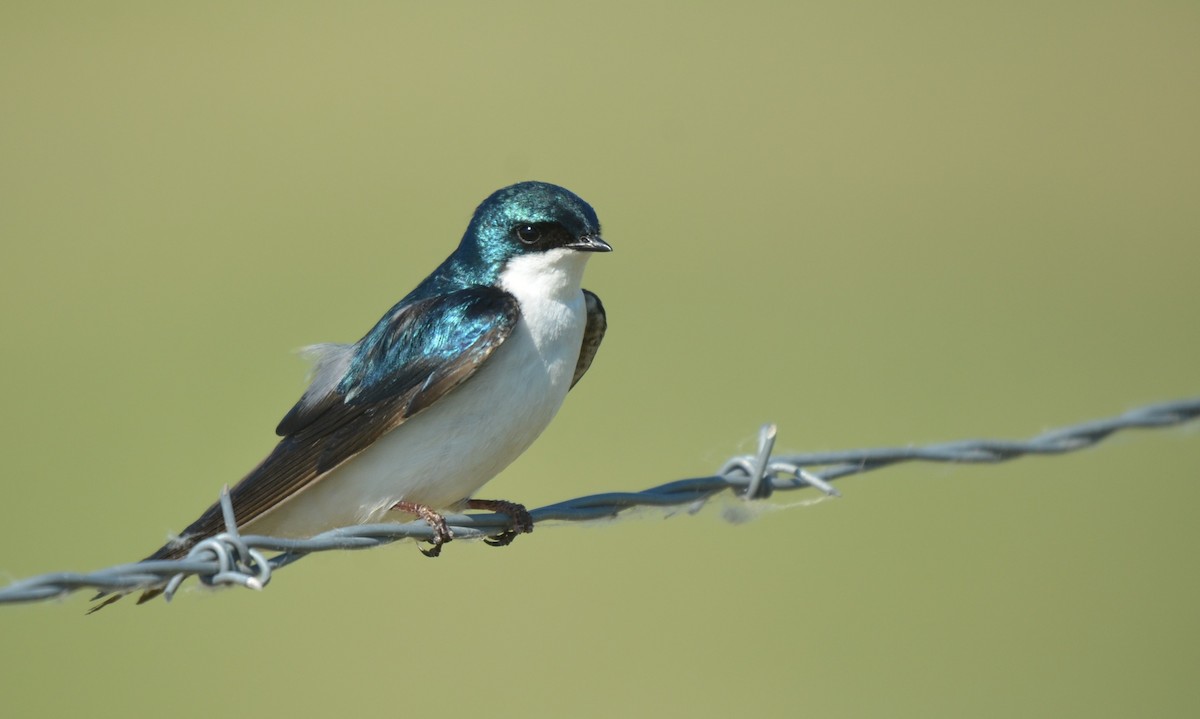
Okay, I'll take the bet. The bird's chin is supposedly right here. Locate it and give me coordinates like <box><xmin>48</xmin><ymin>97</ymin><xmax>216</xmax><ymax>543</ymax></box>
<box><xmin>500</xmin><ymin>248</ymin><xmax>592</xmax><ymax>301</ymax></box>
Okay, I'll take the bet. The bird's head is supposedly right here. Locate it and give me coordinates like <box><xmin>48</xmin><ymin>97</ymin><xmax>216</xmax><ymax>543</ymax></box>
<box><xmin>458</xmin><ymin>182</ymin><xmax>611</xmax><ymax>283</ymax></box>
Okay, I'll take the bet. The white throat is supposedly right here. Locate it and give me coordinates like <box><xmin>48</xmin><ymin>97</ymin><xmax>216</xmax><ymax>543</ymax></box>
<box><xmin>498</xmin><ymin>248</ymin><xmax>591</xmax><ymax>306</ymax></box>
<box><xmin>497</xmin><ymin>248</ymin><xmax>592</xmax><ymax>351</ymax></box>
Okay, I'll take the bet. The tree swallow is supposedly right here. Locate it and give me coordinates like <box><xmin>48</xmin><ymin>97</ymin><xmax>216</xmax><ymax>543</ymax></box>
<box><xmin>95</xmin><ymin>181</ymin><xmax>610</xmax><ymax>609</ymax></box>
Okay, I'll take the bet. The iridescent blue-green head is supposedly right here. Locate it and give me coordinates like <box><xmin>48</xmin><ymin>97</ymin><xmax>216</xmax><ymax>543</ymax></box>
<box><xmin>420</xmin><ymin>182</ymin><xmax>610</xmax><ymax>293</ymax></box>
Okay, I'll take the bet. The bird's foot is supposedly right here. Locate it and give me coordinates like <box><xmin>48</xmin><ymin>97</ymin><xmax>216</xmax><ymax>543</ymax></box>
<box><xmin>390</xmin><ymin>501</ymin><xmax>452</xmax><ymax>557</ymax></box>
<box><xmin>466</xmin><ymin>498</ymin><xmax>534</xmax><ymax>547</ymax></box>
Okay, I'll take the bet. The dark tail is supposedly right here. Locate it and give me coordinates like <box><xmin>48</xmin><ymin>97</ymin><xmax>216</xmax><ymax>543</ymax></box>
<box><xmin>85</xmin><ymin>533</ymin><xmax>205</xmax><ymax>613</ymax></box>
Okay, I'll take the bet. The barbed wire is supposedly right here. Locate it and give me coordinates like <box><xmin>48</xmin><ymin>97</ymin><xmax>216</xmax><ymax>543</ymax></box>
<box><xmin>2</xmin><ymin>396</ymin><xmax>1197</xmax><ymax>607</ymax></box>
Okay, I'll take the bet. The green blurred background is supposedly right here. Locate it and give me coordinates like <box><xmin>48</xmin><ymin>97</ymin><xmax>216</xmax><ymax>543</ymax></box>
<box><xmin>2</xmin><ymin>2</ymin><xmax>1198</xmax><ymax>717</ymax></box>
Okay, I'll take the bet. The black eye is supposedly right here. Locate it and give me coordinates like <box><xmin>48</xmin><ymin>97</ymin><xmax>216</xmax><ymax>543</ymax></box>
<box><xmin>515</xmin><ymin>224</ymin><xmax>541</xmax><ymax>244</ymax></box>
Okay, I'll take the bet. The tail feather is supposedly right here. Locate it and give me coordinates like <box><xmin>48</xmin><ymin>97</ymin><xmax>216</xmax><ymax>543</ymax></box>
<box><xmin>85</xmin><ymin>536</ymin><xmax>200</xmax><ymax>614</ymax></box>
<box><xmin>86</xmin><ymin>593</ymin><xmax>124</xmax><ymax>614</ymax></box>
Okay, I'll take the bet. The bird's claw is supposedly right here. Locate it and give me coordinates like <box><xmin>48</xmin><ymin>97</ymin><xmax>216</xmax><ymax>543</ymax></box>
<box><xmin>466</xmin><ymin>498</ymin><xmax>534</xmax><ymax>548</ymax></box>
<box><xmin>483</xmin><ymin>529</ymin><xmax>519</xmax><ymax>547</ymax></box>
<box><xmin>419</xmin><ymin>539</ymin><xmax>445</xmax><ymax>558</ymax></box>
<box><xmin>418</xmin><ymin>513</ymin><xmax>454</xmax><ymax>557</ymax></box>
<box><xmin>391</xmin><ymin>500</ymin><xmax>453</xmax><ymax>558</ymax></box>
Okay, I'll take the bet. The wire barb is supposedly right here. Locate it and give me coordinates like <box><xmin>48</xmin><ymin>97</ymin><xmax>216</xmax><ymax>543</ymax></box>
<box><xmin>1</xmin><ymin>396</ymin><xmax>1197</xmax><ymax>606</ymax></box>
<box><xmin>162</xmin><ymin>487</ymin><xmax>272</xmax><ymax>601</ymax></box>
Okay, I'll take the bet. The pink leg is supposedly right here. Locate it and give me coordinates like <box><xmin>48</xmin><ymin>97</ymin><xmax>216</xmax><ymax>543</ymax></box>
<box><xmin>466</xmin><ymin>499</ymin><xmax>534</xmax><ymax>547</ymax></box>
<box><xmin>390</xmin><ymin>500</ymin><xmax>452</xmax><ymax>557</ymax></box>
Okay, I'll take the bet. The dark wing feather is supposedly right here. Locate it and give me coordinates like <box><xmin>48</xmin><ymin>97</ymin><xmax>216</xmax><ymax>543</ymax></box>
<box><xmin>571</xmin><ymin>289</ymin><xmax>606</xmax><ymax>388</ymax></box>
<box><xmin>146</xmin><ymin>286</ymin><xmax>521</xmax><ymax>562</ymax></box>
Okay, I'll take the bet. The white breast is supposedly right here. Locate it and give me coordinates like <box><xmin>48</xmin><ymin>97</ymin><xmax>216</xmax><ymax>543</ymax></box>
<box><xmin>244</xmin><ymin>248</ymin><xmax>594</xmax><ymax>538</ymax></box>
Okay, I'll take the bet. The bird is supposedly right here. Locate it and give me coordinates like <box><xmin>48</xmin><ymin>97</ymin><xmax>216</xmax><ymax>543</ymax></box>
<box><xmin>91</xmin><ymin>181</ymin><xmax>610</xmax><ymax>610</ymax></box>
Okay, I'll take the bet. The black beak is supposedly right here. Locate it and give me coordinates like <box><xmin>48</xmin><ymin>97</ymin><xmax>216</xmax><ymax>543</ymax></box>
<box><xmin>565</xmin><ymin>234</ymin><xmax>613</xmax><ymax>252</ymax></box>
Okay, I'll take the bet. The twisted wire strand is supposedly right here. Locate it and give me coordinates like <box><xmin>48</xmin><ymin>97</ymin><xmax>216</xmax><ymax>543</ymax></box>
<box><xmin>2</xmin><ymin>396</ymin><xmax>1197</xmax><ymax>606</ymax></box>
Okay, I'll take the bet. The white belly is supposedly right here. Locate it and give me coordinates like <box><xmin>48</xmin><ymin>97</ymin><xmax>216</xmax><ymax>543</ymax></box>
<box><xmin>244</xmin><ymin>252</ymin><xmax>590</xmax><ymax>537</ymax></box>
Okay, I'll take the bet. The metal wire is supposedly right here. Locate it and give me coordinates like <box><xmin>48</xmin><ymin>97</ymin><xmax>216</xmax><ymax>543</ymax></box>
<box><xmin>2</xmin><ymin>396</ymin><xmax>1197</xmax><ymax>606</ymax></box>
